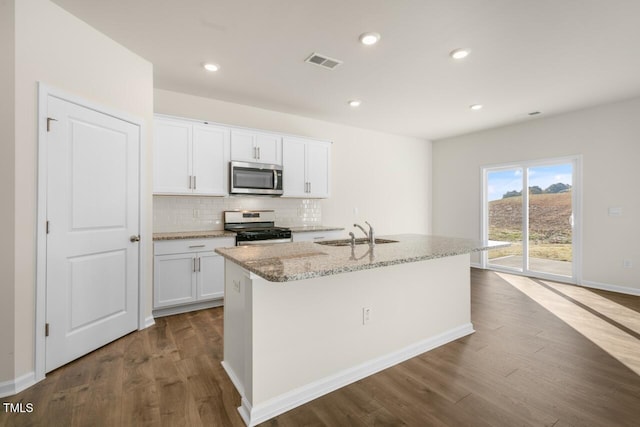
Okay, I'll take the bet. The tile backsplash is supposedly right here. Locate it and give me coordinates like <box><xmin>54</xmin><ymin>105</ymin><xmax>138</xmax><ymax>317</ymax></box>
<box><xmin>153</xmin><ymin>196</ymin><xmax>322</xmax><ymax>232</ymax></box>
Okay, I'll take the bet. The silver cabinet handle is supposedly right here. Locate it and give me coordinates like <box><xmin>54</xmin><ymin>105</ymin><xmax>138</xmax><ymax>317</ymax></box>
<box><xmin>308</xmin><ymin>181</ymin><xmax>311</xmax><ymax>194</ymax></box>
<box><xmin>196</xmin><ymin>257</ymin><xmax>201</xmax><ymax>272</ymax></box>
<box><xmin>253</xmin><ymin>146</ymin><xmax>257</xmax><ymax>159</ymax></box>
<box><xmin>188</xmin><ymin>175</ymin><xmax>192</xmax><ymax>189</ymax></box>
<box><xmin>193</xmin><ymin>258</ymin><xmax>197</xmax><ymax>272</ymax></box>
<box><xmin>258</xmin><ymin>146</ymin><xmax>261</xmax><ymax>159</ymax></box>
<box><xmin>193</xmin><ymin>175</ymin><xmax>197</xmax><ymax>190</ymax></box>
<box><xmin>130</xmin><ymin>235</ymin><xmax>140</xmax><ymax>242</ymax></box>
<box><xmin>188</xmin><ymin>244</ymin><xmax>206</xmax><ymax>248</ymax></box>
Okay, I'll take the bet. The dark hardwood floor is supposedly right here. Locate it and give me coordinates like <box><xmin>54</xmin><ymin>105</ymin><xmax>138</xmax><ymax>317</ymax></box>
<box><xmin>2</xmin><ymin>269</ymin><xmax>639</xmax><ymax>426</ymax></box>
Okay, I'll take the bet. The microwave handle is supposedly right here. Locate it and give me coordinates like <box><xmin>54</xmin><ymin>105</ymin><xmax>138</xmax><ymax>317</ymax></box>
<box><xmin>273</xmin><ymin>170</ymin><xmax>278</xmax><ymax>190</ymax></box>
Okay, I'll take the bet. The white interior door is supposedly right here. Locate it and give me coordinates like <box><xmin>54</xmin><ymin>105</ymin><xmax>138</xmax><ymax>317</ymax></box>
<box><xmin>45</xmin><ymin>95</ymin><xmax>140</xmax><ymax>372</ymax></box>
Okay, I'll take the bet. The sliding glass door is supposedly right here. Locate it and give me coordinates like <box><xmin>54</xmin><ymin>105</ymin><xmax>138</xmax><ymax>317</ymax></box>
<box><xmin>483</xmin><ymin>157</ymin><xmax>579</xmax><ymax>282</ymax></box>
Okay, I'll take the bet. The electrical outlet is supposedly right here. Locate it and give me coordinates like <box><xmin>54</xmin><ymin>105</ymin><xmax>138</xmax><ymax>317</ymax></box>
<box><xmin>623</xmin><ymin>260</ymin><xmax>633</xmax><ymax>268</ymax></box>
<box><xmin>233</xmin><ymin>280</ymin><xmax>241</xmax><ymax>293</ymax></box>
<box><xmin>362</xmin><ymin>307</ymin><xmax>372</xmax><ymax>325</ymax></box>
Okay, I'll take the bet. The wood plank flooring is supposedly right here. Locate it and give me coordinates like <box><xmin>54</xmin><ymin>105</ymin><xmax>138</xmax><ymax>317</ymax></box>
<box><xmin>2</xmin><ymin>269</ymin><xmax>639</xmax><ymax>426</ymax></box>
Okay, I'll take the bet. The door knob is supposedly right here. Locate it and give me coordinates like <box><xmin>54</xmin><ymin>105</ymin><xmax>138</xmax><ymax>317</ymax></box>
<box><xmin>130</xmin><ymin>235</ymin><xmax>141</xmax><ymax>242</ymax></box>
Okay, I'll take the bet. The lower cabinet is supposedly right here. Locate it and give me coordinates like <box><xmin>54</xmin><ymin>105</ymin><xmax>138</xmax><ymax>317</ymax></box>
<box><xmin>153</xmin><ymin>237</ymin><xmax>235</xmax><ymax>315</ymax></box>
<box><xmin>292</xmin><ymin>230</ymin><xmax>343</xmax><ymax>242</ymax></box>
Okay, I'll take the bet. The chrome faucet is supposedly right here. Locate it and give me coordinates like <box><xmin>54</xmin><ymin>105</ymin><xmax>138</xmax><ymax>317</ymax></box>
<box><xmin>353</xmin><ymin>221</ymin><xmax>375</xmax><ymax>246</ymax></box>
<box><xmin>349</xmin><ymin>232</ymin><xmax>356</xmax><ymax>248</ymax></box>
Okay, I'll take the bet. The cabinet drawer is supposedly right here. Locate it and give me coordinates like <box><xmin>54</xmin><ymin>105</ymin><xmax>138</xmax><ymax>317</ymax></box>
<box><xmin>292</xmin><ymin>230</ymin><xmax>343</xmax><ymax>242</ymax></box>
<box><xmin>154</xmin><ymin>237</ymin><xmax>236</xmax><ymax>255</ymax></box>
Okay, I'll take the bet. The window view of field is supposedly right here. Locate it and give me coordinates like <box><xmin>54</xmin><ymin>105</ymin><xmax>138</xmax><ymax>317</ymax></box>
<box><xmin>487</xmin><ymin>164</ymin><xmax>573</xmax><ymax>277</ymax></box>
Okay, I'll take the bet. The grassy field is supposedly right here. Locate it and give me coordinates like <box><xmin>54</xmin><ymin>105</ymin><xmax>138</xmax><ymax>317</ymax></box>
<box><xmin>488</xmin><ymin>191</ymin><xmax>572</xmax><ymax>261</ymax></box>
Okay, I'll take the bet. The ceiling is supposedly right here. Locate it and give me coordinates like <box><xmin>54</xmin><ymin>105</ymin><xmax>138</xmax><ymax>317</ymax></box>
<box><xmin>52</xmin><ymin>0</ymin><xmax>640</xmax><ymax>140</ymax></box>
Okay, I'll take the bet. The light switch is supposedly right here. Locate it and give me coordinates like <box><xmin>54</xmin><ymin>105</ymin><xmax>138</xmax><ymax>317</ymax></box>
<box><xmin>608</xmin><ymin>207</ymin><xmax>622</xmax><ymax>217</ymax></box>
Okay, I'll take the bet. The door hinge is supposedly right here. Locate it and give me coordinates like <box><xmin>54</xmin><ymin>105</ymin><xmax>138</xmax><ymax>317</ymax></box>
<box><xmin>46</xmin><ymin>117</ymin><xmax>58</xmax><ymax>132</ymax></box>
<box><xmin>45</xmin><ymin>323</ymin><xmax>50</xmax><ymax>337</ymax></box>
<box><xmin>46</xmin><ymin>220</ymin><xmax>50</xmax><ymax>234</ymax></box>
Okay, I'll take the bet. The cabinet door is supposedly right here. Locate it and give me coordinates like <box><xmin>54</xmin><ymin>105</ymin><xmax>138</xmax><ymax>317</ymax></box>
<box><xmin>254</xmin><ymin>133</ymin><xmax>282</xmax><ymax>165</ymax></box>
<box><xmin>282</xmin><ymin>137</ymin><xmax>307</xmax><ymax>197</ymax></box>
<box><xmin>154</xmin><ymin>119</ymin><xmax>192</xmax><ymax>194</ymax></box>
<box><xmin>154</xmin><ymin>253</ymin><xmax>197</xmax><ymax>308</ymax></box>
<box><xmin>306</xmin><ymin>141</ymin><xmax>331</xmax><ymax>198</ymax></box>
<box><xmin>197</xmin><ymin>252</ymin><xmax>225</xmax><ymax>300</ymax></box>
<box><xmin>230</xmin><ymin>130</ymin><xmax>257</xmax><ymax>162</ymax></box>
<box><xmin>192</xmin><ymin>124</ymin><xmax>229</xmax><ymax>196</ymax></box>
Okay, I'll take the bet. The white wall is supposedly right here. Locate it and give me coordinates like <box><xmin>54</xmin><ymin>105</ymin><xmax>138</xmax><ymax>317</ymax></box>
<box><xmin>1</xmin><ymin>0</ymin><xmax>153</xmax><ymax>388</ymax></box>
<box><xmin>0</xmin><ymin>0</ymin><xmax>16</xmax><ymax>383</ymax></box>
<box><xmin>433</xmin><ymin>97</ymin><xmax>640</xmax><ymax>292</ymax></box>
<box><xmin>154</xmin><ymin>89</ymin><xmax>432</xmax><ymax>235</ymax></box>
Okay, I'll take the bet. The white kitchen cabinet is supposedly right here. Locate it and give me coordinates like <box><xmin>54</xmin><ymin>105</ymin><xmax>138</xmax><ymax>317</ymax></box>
<box><xmin>154</xmin><ymin>117</ymin><xmax>230</xmax><ymax>195</ymax></box>
<box><xmin>154</xmin><ymin>252</ymin><xmax>197</xmax><ymax>307</ymax></box>
<box><xmin>292</xmin><ymin>230</ymin><xmax>343</xmax><ymax>242</ymax></box>
<box><xmin>197</xmin><ymin>251</ymin><xmax>226</xmax><ymax>300</ymax></box>
<box><xmin>153</xmin><ymin>237</ymin><xmax>235</xmax><ymax>315</ymax></box>
<box><xmin>231</xmin><ymin>129</ymin><xmax>282</xmax><ymax>165</ymax></box>
<box><xmin>282</xmin><ymin>136</ymin><xmax>331</xmax><ymax>198</ymax></box>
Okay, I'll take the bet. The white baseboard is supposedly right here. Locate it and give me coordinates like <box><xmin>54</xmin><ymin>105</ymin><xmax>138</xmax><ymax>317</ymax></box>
<box><xmin>152</xmin><ymin>299</ymin><xmax>223</xmax><ymax>318</ymax></box>
<box><xmin>144</xmin><ymin>315</ymin><xmax>155</xmax><ymax>329</ymax></box>
<box><xmin>221</xmin><ymin>361</ymin><xmax>245</xmax><ymax>396</ymax></box>
<box><xmin>581</xmin><ymin>280</ymin><xmax>640</xmax><ymax>296</ymax></box>
<box><xmin>236</xmin><ymin>323</ymin><xmax>474</xmax><ymax>426</ymax></box>
<box><xmin>0</xmin><ymin>371</ymin><xmax>37</xmax><ymax>398</ymax></box>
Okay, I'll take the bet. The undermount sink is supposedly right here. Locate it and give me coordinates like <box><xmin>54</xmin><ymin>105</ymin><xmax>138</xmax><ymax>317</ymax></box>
<box><xmin>316</xmin><ymin>238</ymin><xmax>398</xmax><ymax>247</ymax></box>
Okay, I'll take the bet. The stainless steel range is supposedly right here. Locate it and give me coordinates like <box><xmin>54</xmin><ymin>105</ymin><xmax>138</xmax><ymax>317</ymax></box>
<box><xmin>224</xmin><ymin>210</ymin><xmax>292</xmax><ymax>246</ymax></box>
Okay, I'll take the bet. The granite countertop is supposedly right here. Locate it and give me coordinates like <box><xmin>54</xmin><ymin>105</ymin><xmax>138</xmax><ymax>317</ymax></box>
<box><xmin>215</xmin><ymin>234</ymin><xmax>510</xmax><ymax>282</ymax></box>
<box><xmin>153</xmin><ymin>230</ymin><xmax>236</xmax><ymax>241</ymax></box>
<box><xmin>287</xmin><ymin>225</ymin><xmax>344</xmax><ymax>233</ymax></box>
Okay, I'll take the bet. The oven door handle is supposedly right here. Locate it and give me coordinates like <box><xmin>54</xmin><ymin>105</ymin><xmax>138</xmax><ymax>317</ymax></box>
<box><xmin>273</xmin><ymin>170</ymin><xmax>278</xmax><ymax>190</ymax></box>
<box><xmin>237</xmin><ymin>238</ymin><xmax>292</xmax><ymax>246</ymax></box>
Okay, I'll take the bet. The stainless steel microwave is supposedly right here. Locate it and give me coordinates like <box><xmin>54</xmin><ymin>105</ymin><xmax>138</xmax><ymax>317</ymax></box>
<box><xmin>229</xmin><ymin>161</ymin><xmax>283</xmax><ymax>196</ymax></box>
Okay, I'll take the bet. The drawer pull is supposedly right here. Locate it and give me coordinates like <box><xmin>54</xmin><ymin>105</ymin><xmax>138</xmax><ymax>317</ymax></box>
<box><xmin>188</xmin><ymin>244</ymin><xmax>206</xmax><ymax>248</ymax></box>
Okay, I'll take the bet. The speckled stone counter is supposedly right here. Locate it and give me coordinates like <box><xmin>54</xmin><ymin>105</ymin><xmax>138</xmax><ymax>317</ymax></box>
<box><xmin>153</xmin><ymin>230</ymin><xmax>236</xmax><ymax>241</ymax></box>
<box><xmin>215</xmin><ymin>234</ymin><xmax>508</xmax><ymax>282</ymax></box>
<box><xmin>287</xmin><ymin>225</ymin><xmax>344</xmax><ymax>233</ymax></box>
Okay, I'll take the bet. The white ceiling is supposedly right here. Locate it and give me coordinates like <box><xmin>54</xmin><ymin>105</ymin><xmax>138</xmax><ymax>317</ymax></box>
<box><xmin>52</xmin><ymin>0</ymin><xmax>640</xmax><ymax>140</ymax></box>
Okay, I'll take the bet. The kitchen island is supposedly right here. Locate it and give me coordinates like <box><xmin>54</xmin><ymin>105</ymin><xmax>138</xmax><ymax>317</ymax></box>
<box><xmin>215</xmin><ymin>234</ymin><xmax>507</xmax><ymax>426</ymax></box>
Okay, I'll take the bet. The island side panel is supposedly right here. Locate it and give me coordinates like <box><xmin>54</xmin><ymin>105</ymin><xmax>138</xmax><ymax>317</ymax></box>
<box><xmin>250</xmin><ymin>253</ymin><xmax>472</xmax><ymax>406</ymax></box>
<box><xmin>222</xmin><ymin>259</ymin><xmax>253</xmax><ymax>401</ymax></box>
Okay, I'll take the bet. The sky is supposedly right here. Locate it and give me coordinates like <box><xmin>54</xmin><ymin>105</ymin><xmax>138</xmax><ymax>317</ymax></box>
<box><xmin>487</xmin><ymin>163</ymin><xmax>573</xmax><ymax>201</ymax></box>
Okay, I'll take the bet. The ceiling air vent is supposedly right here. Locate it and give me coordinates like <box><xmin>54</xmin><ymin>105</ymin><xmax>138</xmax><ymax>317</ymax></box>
<box><xmin>304</xmin><ymin>53</ymin><xmax>343</xmax><ymax>70</ymax></box>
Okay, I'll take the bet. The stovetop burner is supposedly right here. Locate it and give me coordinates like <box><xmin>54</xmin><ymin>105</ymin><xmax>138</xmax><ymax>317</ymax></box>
<box><xmin>224</xmin><ymin>210</ymin><xmax>292</xmax><ymax>244</ymax></box>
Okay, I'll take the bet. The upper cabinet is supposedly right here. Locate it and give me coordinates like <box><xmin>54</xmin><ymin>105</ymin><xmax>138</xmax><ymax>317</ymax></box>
<box><xmin>282</xmin><ymin>137</ymin><xmax>331</xmax><ymax>198</ymax></box>
<box><xmin>230</xmin><ymin>129</ymin><xmax>282</xmax><ymax>165</ymax></box>
<box><xmin>154</xmin><ymin>115</ymin><xmax>330</xmax><ymax>199</ymax></box>
<box><xmin>154</xmin><ymin>117</ymin><xmax>230</xmax><ymax>196</ymax></box>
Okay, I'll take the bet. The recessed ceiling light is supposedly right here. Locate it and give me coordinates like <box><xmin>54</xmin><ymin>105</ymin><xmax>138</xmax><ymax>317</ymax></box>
<box><xmin>348</xmin><ymin>99</ymin><xmax>362</xmax><ymax>107</ymax></box>
<box><xmin>359</xmin><ymin>32</ymin><xmax>381</xmax><ymax>46</ymax></box>
<box><xmin>203</xmin><ymin>63</ymin><xmax>220</xmax><ymax>72</ymax></box>
<box><xmin>469</xmin><ymin>104</ymin><xmax>483</xmax><ymax>110</ymax></box>
<box><xmin>450</xmin><ymin>48</ymin><xmax>471</xmax><ymax>59</ymax></box>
